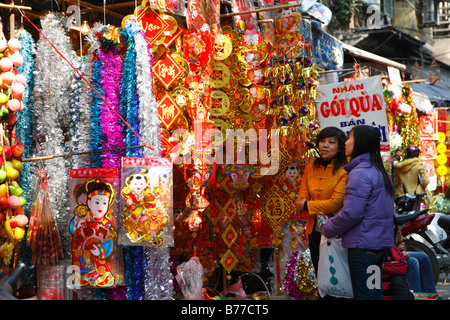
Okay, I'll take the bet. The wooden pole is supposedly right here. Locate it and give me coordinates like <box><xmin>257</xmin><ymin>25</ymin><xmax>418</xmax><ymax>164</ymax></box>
<box><xmin>66</xmin><ymin>0</ymin><xmax>124</xmax><ymax>20</ymax></box>
<box><xmin>220</xmin><ymin>3</ymin><xmax>301</xmax><ymax>18</ymax></box>
<box><xmin>0</xmin><ymin>3</ymin><xmax>32</xmax><ymax>10</ymax></box>
<box><xmin>22</xmin><ymin>145</ymin><xmax>146</xmax><ymax>162</ymax></box>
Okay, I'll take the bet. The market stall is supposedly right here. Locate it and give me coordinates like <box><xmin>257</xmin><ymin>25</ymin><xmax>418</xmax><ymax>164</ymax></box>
<box><xmin>0</xmin><ymin>0</ymin><xmax>445</xmax><ymax>301</ymax></box>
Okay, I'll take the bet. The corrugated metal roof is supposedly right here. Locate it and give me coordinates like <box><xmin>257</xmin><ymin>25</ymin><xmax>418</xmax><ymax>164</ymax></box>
<box><xmin>409</xmin><ymin>82</ymin><xmax>450</xmax><ymax>102</ymax></box>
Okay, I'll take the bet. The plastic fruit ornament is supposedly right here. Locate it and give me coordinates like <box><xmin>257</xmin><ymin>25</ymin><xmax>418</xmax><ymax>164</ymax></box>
<box><xmin>10</xmin><ymin>52</ymin><xmax>23</xmax><ymax>67</ymax></box>
<box><xmin>14</xmin><ymin>227</ymin><xmax>25</xmax><ymax>242</ymax></box>
<box><xmin>0</xmin><ymin>92</ymin><xmax>8</xmax><ymax>104</ymax></box>
<box><xmin>11</xmin><ymin>159</ymin><xmax>22</xmax><ymax>171</ymax></box>
<box><xmin>0</xmin><ymin>39</ymin><xmax>6</xmax><ymax>52</ymax></box>
<box><xmin>11</xmin><ymin>83</ymin><xmax>24</xmax><ymax>97</ymax></box>
<box><xmin>6</xmin><ymin>99</ymin><xmax>20</xmax><ymax>112</ymax></box>
<box><xmin>11</xmin><ymin>145</ymin><xmax>23</xmax><ymax>159</ymax></box>
<box><xmin>8</xmin><ymin>38</ymin><xmax>22</xmax><ymax>51</ymax></box>
<box><xmin>9</xmin><ymin>217</ymin><xmax>17</xmax><ymax>228</ymax></box>
<box><xmin>3</xmin><ymin>146</ymin><xmax>11</xmax><ymax>159</ymax></box>
<box><xmin>0</xmin><ymin>195</ymin><xmax>8</xmax><ymax>208</ymax></box>
<box><xmin>1</xmin><ymin>71</ymin><xmax>15</xmax><ymax>85</ymax></box>
<box><xmin>0</xmin><ymin>57</ymin><xmax>13</xmax><ymax>71</ymax></box>
<box><xmin>15</xmin><ymin>214</ymin><xmax>28</xmax><ymax>227</ymax></box>
<box><xmin>0</xmin><ymin>184</ymin><xmax>6</xmax><ymax>196</ymax></box>
<box><xmin>0</xmin><ymin>169</ymin><xmax>5</xmax><ymax>182</ymax></box>
<box><xmin>14</xmin><ymin>73</ymin><xmax>26</xmax><ymax>86</ymax></box>
<box><xmin>6</xmin><ymin>166</ymin><xmax>18</xmax><ymax>180</ymax></box>
<box><xmin>8</xmin><ymin>195</ymin><xmax>22</xmax><ymax>208</ymax></box>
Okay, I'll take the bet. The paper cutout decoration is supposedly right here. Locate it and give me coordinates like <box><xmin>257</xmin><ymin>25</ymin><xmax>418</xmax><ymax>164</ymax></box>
<box><xmin>157</xmin><ymin>92</ymin><xmax>182</xmax><ymax>129</ymax></box>
<box><xmin>69</xmin><ymin>168</ymin><xmax>123</xmax><ymax>288</ymax></box>
<box><xmin>120</xmin><ymin>157</ymin><xmax>174</xmax><ymax>247</ymax></box>
<box><xmin>153</xmin><ymin>53</ymin><xmax>184</xmax><ymax>90</ymax></box>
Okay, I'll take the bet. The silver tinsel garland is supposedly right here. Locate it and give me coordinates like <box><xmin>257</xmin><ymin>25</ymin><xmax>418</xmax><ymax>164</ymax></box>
<box><xmin>32</xmin><ymin>13</ymin><xmax>75</xmax><ymax>253</ymax></box>
<box><xmin>134</xmin><ymin>31</ymin><xmax>162</xmax><ymax>158</ymax></box>
<box><xmin>71</xmin><ymin>54</ymin><xmax>93</xmax><ymax>168</ymax></box>
<box><xmin>134</xmin><ymin>30</ymin><xmax>174</xmax><ymax>300</ymax></box>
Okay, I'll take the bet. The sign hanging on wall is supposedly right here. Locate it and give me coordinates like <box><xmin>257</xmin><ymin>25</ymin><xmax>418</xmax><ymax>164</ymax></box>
<box><xmin>316</xmin><ymin>76</ymin><xmax>390</xmax><ymax>151</ymax></box>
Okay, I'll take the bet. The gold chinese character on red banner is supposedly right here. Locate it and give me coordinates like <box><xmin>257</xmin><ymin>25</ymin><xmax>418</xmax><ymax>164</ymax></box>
<box><xmin>153</xmin><ymin>53</ymin><xmax>184</xmax><ymax>90</ymax></box>
<box><xmin>157</xmin><ymin>93</ymin><xmax>182</xmax><ymax>129</ymax></box>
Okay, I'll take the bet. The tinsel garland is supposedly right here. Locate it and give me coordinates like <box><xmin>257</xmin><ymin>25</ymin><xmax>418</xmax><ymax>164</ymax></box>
<box><xmin>118</xmin><ymin>24</ymin><xmax>145</xmax><ymax>300</ymax></box>
<box><xmin>134</xmin><ymin>30</ymin><xmax>174</xmax><ymax>300</ymax></box>
<box><xmin>89</xmin><ymin>49</ymin><xmax>104</xmax><ymax>168</ymax></box>
<box><xmin>71</xmin><ymin>54</ymin><xmax>92</xmax><ymax>168</ymax></box>
<box><xmin>432</xmin><ymin>194</ymin><xmax>450</xmax><ymax>213</ymax></box>
<box><xmin>283</xmin><ymin>250</ymin><xmax>317</xmax><ymax>300</ymax></box>
<box><xmin>119</xmin><ymin>29</ymin><xmax>142</xmax><ymax>157</ymax></box>
<box><xmin>31</xmin><ymin>13</ymin><xmax>74</xmax><ymax>253</ymax></box>
<box><xmin>134</xmin><ymin>30</ymin><xmax>161</xmax><ymax>158</ymax></box>
<box><xmin>98</xmin><ymin>37</ymin><xmax>125</xmax><ymax>167</ymax></box>
<box><xmin>16</xmin><ymin>28</ymin><xmax>37</xmax><ymax>296</ymax></box>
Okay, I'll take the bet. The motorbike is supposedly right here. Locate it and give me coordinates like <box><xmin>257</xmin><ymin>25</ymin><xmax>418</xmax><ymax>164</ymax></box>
<box><xmin>0</xmin><ymin>262</ymin><xmax>26</xmax><ymax>300</ymax></box>
<box><xmin>395</xmin><ymin>177</ymin><xmax>450</xmax><ymax>284</ymax></box>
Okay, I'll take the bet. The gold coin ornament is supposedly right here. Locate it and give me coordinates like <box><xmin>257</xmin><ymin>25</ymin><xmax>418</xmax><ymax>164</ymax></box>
<box><xmin>170</xmin><ymin>86</ymin><xmax>191</xmax><ymax>111</ymax></box>
<box><xmin>210</xmin><ymin>90</ymin><xmax>231</xmax><ymax>117</ymax></box>
<box><xmin>438</xmin><ymin>165</ymin><xmax>448</xmax><ymax>176</ymax></box>
<box><xmin>437</xmin><ymin>143</ymin><xmax>447</xmax><ymax>154</ymax></box>
<box><xmin>437</xmin><ymin>154</ymin><xmax>448</xmax><ymax>165</ymax></box>
<box><xmin>438</xmin><ymin>132</ymin><xmax>446</xmax><ymax>143</ymax></box>
<box><xmin>211</xmin><ymin>62</ymin><xmax>231</xmax><ymax>89</ymax></box>
<box><xmin>214</xmin><ymin>34</ymin><xmax>233</xmax><ymax>61</ymax></box>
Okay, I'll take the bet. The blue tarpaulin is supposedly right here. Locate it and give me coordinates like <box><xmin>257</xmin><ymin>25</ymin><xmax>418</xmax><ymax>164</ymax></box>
<box><xmin>409</xmin><ymin>82</ymin><xmax>450</xmax><ymax>103</ymax></box>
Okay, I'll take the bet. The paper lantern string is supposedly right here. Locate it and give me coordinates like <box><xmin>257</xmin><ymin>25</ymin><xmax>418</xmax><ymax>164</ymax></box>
<box><xmin>18</xmin><ymin>10</ymin><xmax>154</xmax><ymax>150</ymax></box>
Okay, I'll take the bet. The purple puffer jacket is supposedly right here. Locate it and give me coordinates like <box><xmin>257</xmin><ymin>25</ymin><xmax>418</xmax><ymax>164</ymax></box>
<box><xmin>322</xmin><ymin>153</ymin><xmax>394</xmax><ymax>250</ymax></box>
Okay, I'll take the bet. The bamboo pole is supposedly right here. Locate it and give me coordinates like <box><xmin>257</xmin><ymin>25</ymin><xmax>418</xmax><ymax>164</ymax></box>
<box><xmin>0</xmin><ymin>3</ymin><xmax>32</xmax><ymax>10</ymax></box>
<box><xmin>22</xmin><ymin>145</ymin><xmax>146</xmax><ymax>162</ymax></box>
<box><xmin>220</xmin><ymin>3</ymin><xmax>301</xmax><ymax>18</ymax></box>
<box><xmin>65</xmin><ymin>0</ymin><xmax>124</xmax><ymax>20</ymax></box>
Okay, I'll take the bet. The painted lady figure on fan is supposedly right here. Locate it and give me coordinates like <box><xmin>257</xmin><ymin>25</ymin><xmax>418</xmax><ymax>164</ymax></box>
<box><xmin>70</xmin><ymin>179</ymin><xmax>117</xmax><ymax>288</ymax></box>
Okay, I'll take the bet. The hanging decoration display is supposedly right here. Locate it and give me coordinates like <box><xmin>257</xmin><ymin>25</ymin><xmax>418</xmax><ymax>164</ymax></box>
<box><xmin>0</xmin><ymin>0</ymin><xmax>374</xmax><ymax>301</ymax></box>
<box><xmin>31</xmin><ymin>13</ymin><xmax>74</xmax><ymax>254</ymax></box>
<box><xmin>119</xmin><ymin>157</ymin><xmax>173</xmax><ymax>247</ymax></box>
<box><xmin>69</xmin><ymin>168</ymin><xmax>124</xmax><ymax>288</ymax></box>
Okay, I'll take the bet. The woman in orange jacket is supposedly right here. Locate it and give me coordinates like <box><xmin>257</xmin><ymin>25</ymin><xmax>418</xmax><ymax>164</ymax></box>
<box><xmin>294</xmin><ymin>126</ymin><xmax>348</xmax><ymax>275</ymax></box>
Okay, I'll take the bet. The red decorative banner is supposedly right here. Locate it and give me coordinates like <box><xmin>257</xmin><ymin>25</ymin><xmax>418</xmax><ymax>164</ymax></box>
<box><xmin>153</xmin><ymin>53</ymin><xmax>184</xmax><ymax>90</ymax></box>
<box><xmin>69</xmin><ymin>168</ymin><xmax>118</xmax><ymax>178</ymax></box>
<box><xmin>157</xmin><ymin>92</ymin><xmax>182</xmax><ymax>129</ymax></box>
<box><xmin>122</xmin><ymin>156</ymin><xmax>172</xmax><ymax>167</ymax></box>
<box><xmin>136</xmin><ymin>7</ymin><xmax>169</xmax><ymax>44</ymax></box>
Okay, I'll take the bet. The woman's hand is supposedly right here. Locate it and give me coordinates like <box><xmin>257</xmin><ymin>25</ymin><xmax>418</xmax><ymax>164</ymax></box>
<box><xmin>294</xmin><ymin>198</ymin><xmax>307</xmax><ymax>211</ymax></box>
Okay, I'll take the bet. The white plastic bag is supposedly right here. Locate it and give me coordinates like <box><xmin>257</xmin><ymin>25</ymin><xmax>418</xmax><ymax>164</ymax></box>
<box><xmin>176</xmin><ymin>256</ymin><xmax>204</xmax><ymax>300</ymax></box>
<box><xmin>317</xmin><ymin>235</ymin><xmax>353</xmax><ymax>298</ymax></box>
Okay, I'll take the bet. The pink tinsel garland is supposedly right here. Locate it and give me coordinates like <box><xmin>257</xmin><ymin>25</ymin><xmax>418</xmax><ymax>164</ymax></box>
<box><xmin>99</xmin><ymin>45</ymin><xmax>125</xmax><ymax>168</ymax></box>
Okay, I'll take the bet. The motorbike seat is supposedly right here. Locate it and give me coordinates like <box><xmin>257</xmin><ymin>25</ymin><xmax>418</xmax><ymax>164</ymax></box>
<box><xmin>395</xmin><ymin>210</ymin><xmax>427</xmax><ymax>224</ymax></box>
<box><xmin>438</xmin><ymin>215</ymin><xmax>450</xmax><ymax>229</ymax></box>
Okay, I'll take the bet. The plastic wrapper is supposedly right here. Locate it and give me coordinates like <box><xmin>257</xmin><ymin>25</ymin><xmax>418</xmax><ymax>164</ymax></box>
<box><xmin>176</xmin><ymin>256</ymin><xmax>204</xmax><ymax>300</ymax></box>
<box><xmin>119</xmin><ymin>157</ymin><xmax>174</xmax><ymax>247</ymax></box>
<box><xmin>37</xmin><ymin>264</ymin><xmax>65</xmax><ymax>300</ymax></box>
<box><xmin>27</xmin><ymin>174</ymin><xmax>64</xmax><ymax>266</ymax></box>
<box><xmin>315</xmin><ymin>214</ymin><xmax>329</xmax><ymax>233</ymax></box>
<box><xmin>68</xmin><ymin>168</ymin><xmax>124</xmax><ymax>288</ymax></box>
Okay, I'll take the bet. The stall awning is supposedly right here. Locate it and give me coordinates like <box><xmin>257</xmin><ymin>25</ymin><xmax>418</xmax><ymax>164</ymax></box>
<box><xmin>341</xmin><ymin>42</ymin><xmax>407</xmax><ymax>71</ymax></box>
<box><xmin>409</xmin><ymin>82</ymin><xmax>450</xmax><ymax>103</ymax></box>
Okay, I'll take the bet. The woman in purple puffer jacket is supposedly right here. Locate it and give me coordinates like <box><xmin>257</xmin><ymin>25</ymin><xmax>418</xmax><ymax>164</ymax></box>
<box><xmin>322</xmin><ymin>125</ymin><xmax>394</xmax><ymax>300</ymax></box>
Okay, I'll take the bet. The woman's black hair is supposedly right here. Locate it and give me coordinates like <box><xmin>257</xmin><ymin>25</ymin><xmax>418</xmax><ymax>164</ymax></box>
<box><xmin>348</xmin><ymin>125</ymin><xmax>394</xmax><ymax>196</ymax></box>
<box><xmin>314</xmin><ymin>126</ymin><xmax>347</xmax><ymax>174</ymax></box>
